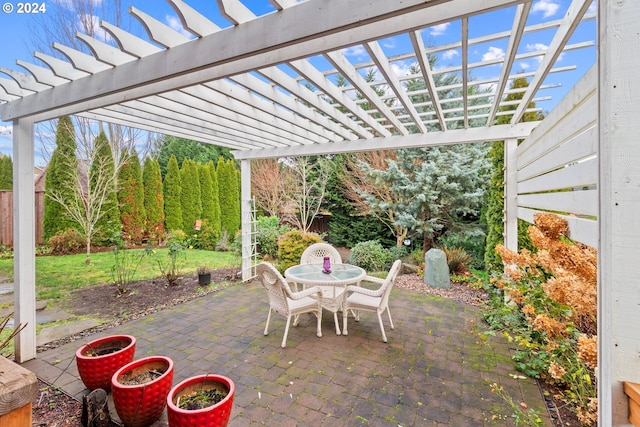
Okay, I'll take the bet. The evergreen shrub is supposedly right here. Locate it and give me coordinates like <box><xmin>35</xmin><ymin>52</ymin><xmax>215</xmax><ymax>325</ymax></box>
<box><xmin>439</xmin><ymin>230</ymin><xmax>485</xmax><ymax>270</ymax></box>
<box><xmin>49</xmin><ymin>228</ymin><xmax>86</xmax><ymax>255</ymax></box>
<box><xmin>256</xmin><ymin>216</ymin><xmax>290</xmax><ymax>260</ymax></box>
<box><xmin>349</xmin><ymin>240</ymin><xmax>392</xmax><ymax>271</ymax></box>
<box><xmin>277</xmin><ymin>230</ymin><xmax>322</xmax><ymax>273</ymax></box>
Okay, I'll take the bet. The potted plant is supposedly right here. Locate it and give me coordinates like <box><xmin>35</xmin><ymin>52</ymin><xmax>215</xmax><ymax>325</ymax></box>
<box><xmin>76</xmin><ymin>334</ymin><xmax>136</xmax><ymax>391</ymax></box>
<box><xmin>197</xmin><ymin>265</ymin><xmax>211</xmax><ymax>285</ymax></box>
<box><xmin>111</xmin><ymin>355</ymin><xmax>174</xmax><ymax>427</ymax></box>
<box><xmin>167</xmin><ymin>374</ymin><xmax>234</xmax><ymax>427</ymax></box>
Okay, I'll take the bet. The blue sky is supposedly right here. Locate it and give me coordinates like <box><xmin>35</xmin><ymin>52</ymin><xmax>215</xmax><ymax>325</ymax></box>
<box><xmin>0</xmin><ymin>0</ymin><xmax>596</xmax><ymax>165</ymax></box>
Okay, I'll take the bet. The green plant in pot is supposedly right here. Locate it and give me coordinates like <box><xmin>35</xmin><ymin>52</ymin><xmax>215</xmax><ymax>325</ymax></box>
<box><xmin>197</xmin><ymin>265</ymin><xmax>211</xmax><ymax>286</ymax></box>
<box><xmin>167</xmin><ymin>374</ymin><xmax>235</xmax><ymax>427</ymax></box>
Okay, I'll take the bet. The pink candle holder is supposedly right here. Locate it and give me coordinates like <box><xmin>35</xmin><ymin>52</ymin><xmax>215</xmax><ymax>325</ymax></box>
<box><xmin>322</xmin><ymin>256</ymin><xmax>331</xmax><ymax>273</ymax></box>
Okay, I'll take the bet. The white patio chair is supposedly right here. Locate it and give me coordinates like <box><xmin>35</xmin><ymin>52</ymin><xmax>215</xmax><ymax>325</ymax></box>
<box><xmin>300</xmin><ymin>243</ymin><xmax>343</xmax><ymax>265</ymax></box>
<box><xmin>342</xmin><ymin>259</ymin><xmax>402</xmax><ymax>342</ymax></box>
<box><xmin>300</xmin><ymin>243</ymin><xmax>344</xmax><ymax>334</ymax></box>
<box><xmin>256</xmin><ymin>262</ymin><xmax>323</xmax><ymax>348</ymax></box>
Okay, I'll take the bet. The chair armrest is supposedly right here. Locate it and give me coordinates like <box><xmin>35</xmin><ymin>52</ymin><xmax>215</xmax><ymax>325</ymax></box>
<box><xmin>345</xmin><ymin>284</ymin><xmax>384</xmax><ymax>297</ymax></box>
<box><xmin>290</xmin><ymin>285</ymin><xmax>323</xmax><ymax>300</ymax></box>
<box><xmin>361</xmin><ymin>275</ymin><xmax>385</xmax><ymax>285</ymax></box>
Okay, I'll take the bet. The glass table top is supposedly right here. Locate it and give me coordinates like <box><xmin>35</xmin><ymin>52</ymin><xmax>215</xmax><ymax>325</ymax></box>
<box><xmin>285</xmin><ymin>263</ymin><xmax>365</xmax><ymax>284</ymax></box>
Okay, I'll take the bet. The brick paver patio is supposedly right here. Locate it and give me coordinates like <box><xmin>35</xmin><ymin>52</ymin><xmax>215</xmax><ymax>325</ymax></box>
<box><xmin>23</xmin><ymin>280</ymin><xmax>551</xmax><ymax>426</ymax></box>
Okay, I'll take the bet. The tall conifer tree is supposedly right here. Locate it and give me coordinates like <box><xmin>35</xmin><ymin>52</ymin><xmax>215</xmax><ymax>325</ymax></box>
<box><xmin>118</xmin><ymin>149</ymin><xmax>146</xmax><ymax>244</ymax></box>
<box><xmin>179</xmin><ymin>158</ymin><xmax>202</xmax><ymax>232</ymax></box>
<box><xmin>143</xmin><ymin>157</ymin><xmax>165</xmax><ymax>242</ymax></box>
<box><xmin>163</xmin><ymin>155</ymin><xmax>183</xmax><ymax>232</ymax></box>
<box><xmin>207</xmin><ymin>160</ymin><xmax>221</xmax><ymax>234</ymax></box>
<box><xmin>0</xmin><ymin>156</ymin><xmax>13</xmax><ymax>190</ymax></box>
<box><xmin>199</xmin><ymin>163</ymin><xmax>215</xmax><ymax>225</ymax></box>
<box><xmin>44</xmin><ymin>116</ymin><xmax>78</xmax><ymax>239</ymax></box>
<box><xmin>484</xmin><ymin>77</ymin><xmax>542</xmax><ymax>272</ymax></box>
<box><xmin>217</xmin><ymin>157</ymin><xmax>240</xmax><ymax>237</ymax></box>
<box><xmin>92</xmin><ymin>131</ymin><xmax>121</xmax><ymax>245</ymax></box>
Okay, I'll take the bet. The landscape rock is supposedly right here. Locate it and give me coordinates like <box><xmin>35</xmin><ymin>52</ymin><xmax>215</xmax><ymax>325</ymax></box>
<box><xmin>424</xmin><ymin>248</ymin><xmax>450</xmax><ymax>288</ymax></box>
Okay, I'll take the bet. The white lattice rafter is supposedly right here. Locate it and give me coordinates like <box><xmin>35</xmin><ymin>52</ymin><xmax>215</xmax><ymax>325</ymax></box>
<box><xmin>510</xmin><ymin>0</ymin><xmax>592</xmax><ymax>124</ymax></box>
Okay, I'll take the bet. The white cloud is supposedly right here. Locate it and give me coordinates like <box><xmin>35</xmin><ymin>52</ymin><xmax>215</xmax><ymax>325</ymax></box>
<box><xmin>342</xmin><ymin>45</ymin><xmax>367</xmax><ymax>59</ymax></box>
<box><xmin>57</xmin><ymin>0</ymin><xmax>101</xmax><ymax>10</ymax></box>
<box><xmin>532</xmin><ymin>0</ymin><xmax>560</xmax><ymax>18</ymax></box>
<box><xmin>391</xmin><ymin>62</ymin><xmax>412</xmax><ymax>78</ymax></box>
<box><xmin>482</xmin><ymin>47</ymin><xmax>505</xmax><ymax>62</ymax></box>
<box><xmin>0</xmin><ymin>125</ymin><xmax>11</xmax><ymax>136</ymax></box>
<box><xmin>526</xmin><ymin>42</ymin><xmax>564</xmax><ymax>62</ymax></box>
<box><xmin>519</xmin><ymin>62</ymin><xmax>531</xmax><ymax>70</ymax></box>
<box><xmin>429</xmin><ymin>23</ymin><xmax>450</xmax><ymax>37</ymax></box>
<box><xmin>527</xmin><ymin>43</ymin><xmax>549</xmax><ymax>52</ymax></box>
<box><xmin>165</xmin><ymin>15</ymin><xmax>194</xmax><ymax>39</ymax></box>
<box><xmin>382</xmin><ymin>38</ymin><xmax>396</xmax><ymax>50</ymax></box>
<box><xmin>441</xmin><ymin>49</ymin><xmax>459</xmax><ymax>61</ymax></box>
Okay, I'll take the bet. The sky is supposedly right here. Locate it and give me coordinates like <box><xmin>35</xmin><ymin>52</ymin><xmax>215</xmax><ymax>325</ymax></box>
<box><xmin>0</xmin><ymin>0</ymin><xmax>597</xmax><ymax>165</ymax></box>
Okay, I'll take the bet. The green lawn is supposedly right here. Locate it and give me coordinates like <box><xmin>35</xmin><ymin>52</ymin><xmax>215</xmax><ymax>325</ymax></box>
<box><xmin>0</xmin><ymin>248</ymin><xmax>239</xmax><ymax>301</ymax></box>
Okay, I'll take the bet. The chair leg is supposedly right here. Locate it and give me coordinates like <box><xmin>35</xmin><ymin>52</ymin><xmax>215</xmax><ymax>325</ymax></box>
<box><xmin>333</xmin><ymin>312</ymin><xmax>341</xmax><ymax>335</ymax></box>
<box><xmin>264</xmin><ymin>309</ymin><xmax>272</xmax><ymax>336</ymax></box>
<box><xmin>377</xmin><ymin>311</ymin><xmax>388</xmax><ymax>343</ymax></box>
<box><xmin>315</xmin><ymin>311</ymin><xmax>322</xmax><ymax>338</ymax></box>
<box><xmin>386</xmin><ymin>307</ymin><xmax>395</xmax><ymax>330</ymax></box>
<box><xmin>282</xmin><ymin>315</ymin><xmax>292</xmax><ymax>348</ymax></box>
<box><xmin>342</xmin><ymin>309</ymin><xmax>349</xmax><ymax>335</ymax></box>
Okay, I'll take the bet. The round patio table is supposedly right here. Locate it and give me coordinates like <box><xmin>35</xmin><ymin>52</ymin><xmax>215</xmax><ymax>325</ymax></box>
<box><xmin>285</xmin><ymin>263</ymin><xmax>365</xmax><ymax>335</ymax></box>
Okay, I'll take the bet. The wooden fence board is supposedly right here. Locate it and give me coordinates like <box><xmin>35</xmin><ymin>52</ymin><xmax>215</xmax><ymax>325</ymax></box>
<box><xmin>0</xmin><ymin>191</ymin><xmax>44</xmax><ymax>246</ymax></box>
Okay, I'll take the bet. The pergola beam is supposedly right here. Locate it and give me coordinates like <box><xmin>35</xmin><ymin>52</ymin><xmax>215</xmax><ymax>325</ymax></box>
<box><xmin>1</xmin><ymin>0</ymin><xmax>531</xmax><ymax>122</ymax></box>
<box><xmin>233</xmin><ymin>121</ymin><xmax>540</xmax><ymax>160</ymax></box>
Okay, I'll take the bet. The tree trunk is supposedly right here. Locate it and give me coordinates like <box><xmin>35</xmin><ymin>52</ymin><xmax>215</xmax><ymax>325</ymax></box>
<box><xmin>85</xmin><ymin>236</ymin><xmax>91</xmax><ymax>265</ymax></box>
<box><xmin>422</xmin><ymin>233</ymin><xmax>434</xmax><ymax>256</ymax></box>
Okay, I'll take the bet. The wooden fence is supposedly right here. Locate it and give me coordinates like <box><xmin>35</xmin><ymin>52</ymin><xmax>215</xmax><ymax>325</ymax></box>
<box><xmin>0</xmin><ymin>190</ymin><xmax>45</xmax><ymax>246</ymax></box>
<box><xmin>515</xmin><ymin>66</ymin><xmax>598</xmax><ymax>248</ymax></box>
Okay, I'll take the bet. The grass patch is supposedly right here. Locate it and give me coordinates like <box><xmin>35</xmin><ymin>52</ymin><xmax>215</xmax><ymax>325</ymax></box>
<box><xmin>0</xmin><ymin>248</ymin><xmax>239</xmax><ymax>301</ymax></box>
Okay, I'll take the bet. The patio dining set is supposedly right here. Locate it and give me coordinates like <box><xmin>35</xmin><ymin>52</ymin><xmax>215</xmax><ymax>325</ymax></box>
<box><xmin>256</xmin><ymin>243</ymin><xmax>402</xmax><ymax>348</ymax></box>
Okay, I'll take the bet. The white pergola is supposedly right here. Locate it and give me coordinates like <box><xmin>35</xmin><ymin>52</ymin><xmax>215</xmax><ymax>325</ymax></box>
<box><xmin>0</xmin><ymin>0</ymin><xmax>638</xmax><ymax>424</ymax></box>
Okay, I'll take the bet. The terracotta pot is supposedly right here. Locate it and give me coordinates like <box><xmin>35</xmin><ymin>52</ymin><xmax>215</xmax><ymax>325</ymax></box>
<box><xmin>167</xmin><ymin>374</ymin><xmax>235</xmax><ymax>427</ymax></box>
<box><xmin>75</xmin><ymin>335</ymin><xmax>136</xmax><ymax>391</ymax></box>
<box><xmin>111</xmin><ymin>356</ymin><xmax>174</xmax><ymax>427</ymax></box>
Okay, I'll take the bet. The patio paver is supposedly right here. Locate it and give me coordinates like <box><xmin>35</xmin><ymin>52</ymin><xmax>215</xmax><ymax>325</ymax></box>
<box><xmin>22</xmin><ymin>280</ymin><xmax>552</xmax><ymax>426</ymax></box>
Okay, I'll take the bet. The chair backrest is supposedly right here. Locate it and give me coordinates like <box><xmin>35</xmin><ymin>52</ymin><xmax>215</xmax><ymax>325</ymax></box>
<box><xmin>256</xmin><ymin>263</ymin><xmax>296</xmax><ymax>315</ymax></box>
<box><xmin>300</xmin><ymin>243</ymin><xmax>343</xmax><ymax>265</ymax></box>
<box><xmin>378</xmin><ymin>259</ymin><xmax>403</xmax><ymax>309</ymax></box>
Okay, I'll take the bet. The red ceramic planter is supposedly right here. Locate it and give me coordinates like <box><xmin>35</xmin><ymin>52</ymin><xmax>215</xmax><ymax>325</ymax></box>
<box><xmin>167</xmin><ymin>374</ymin><xmax>235</xmax><ymax>427</ymax></box>
<box><xmin>111</xmin><ymin>356</ymin><xmax>174</xmax><ymax>427</ymax></box>
<box><xmin>75</xmin><ymin>334</ymin><xmax>136</xmax><ymax>391</ymax></box>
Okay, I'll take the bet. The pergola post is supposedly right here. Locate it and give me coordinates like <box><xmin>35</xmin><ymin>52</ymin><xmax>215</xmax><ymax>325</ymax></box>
<box><xmin>12</xmin><ymin>118</ymin><xmax>36</xmax><ymax>363</ymax></box>
<box><xmin>503</xmin><ymin>138</ymin><xmax>518</xmax><ymax>252</ymax></box>
<box><xmin>598</xmin><ymin>0</ymin><xmax>640</xmax><ymax>424</ymax></box>
<box><xmin>240</xmin><ymin>159</ymin><xmax>253</xmax><ymax>282</ymax></box>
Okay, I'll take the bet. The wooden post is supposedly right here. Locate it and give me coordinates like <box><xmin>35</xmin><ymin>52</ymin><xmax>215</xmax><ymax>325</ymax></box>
<box><xmin>599</xmin><ymin>0</ymin><xmax>640</xmax><ymax>424</ymax></box>
<box><xmin>12</xmin><ymin>118</ymin><xmax>36</xmax><ymax>363</ymax></box>
<box><xmin>240</xmin><ymin>159</ymin><xmax>253</xmax><ymax>282</ymax></box>
<box><xmin>0</xmin><ymin>357</ymin><xmax>38</xmax><ymax>427</ymax></box>
<box><xmin>503</xmin><ymin>138</ymin><xmax>518</xmax><ymax>252</ymax></box>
